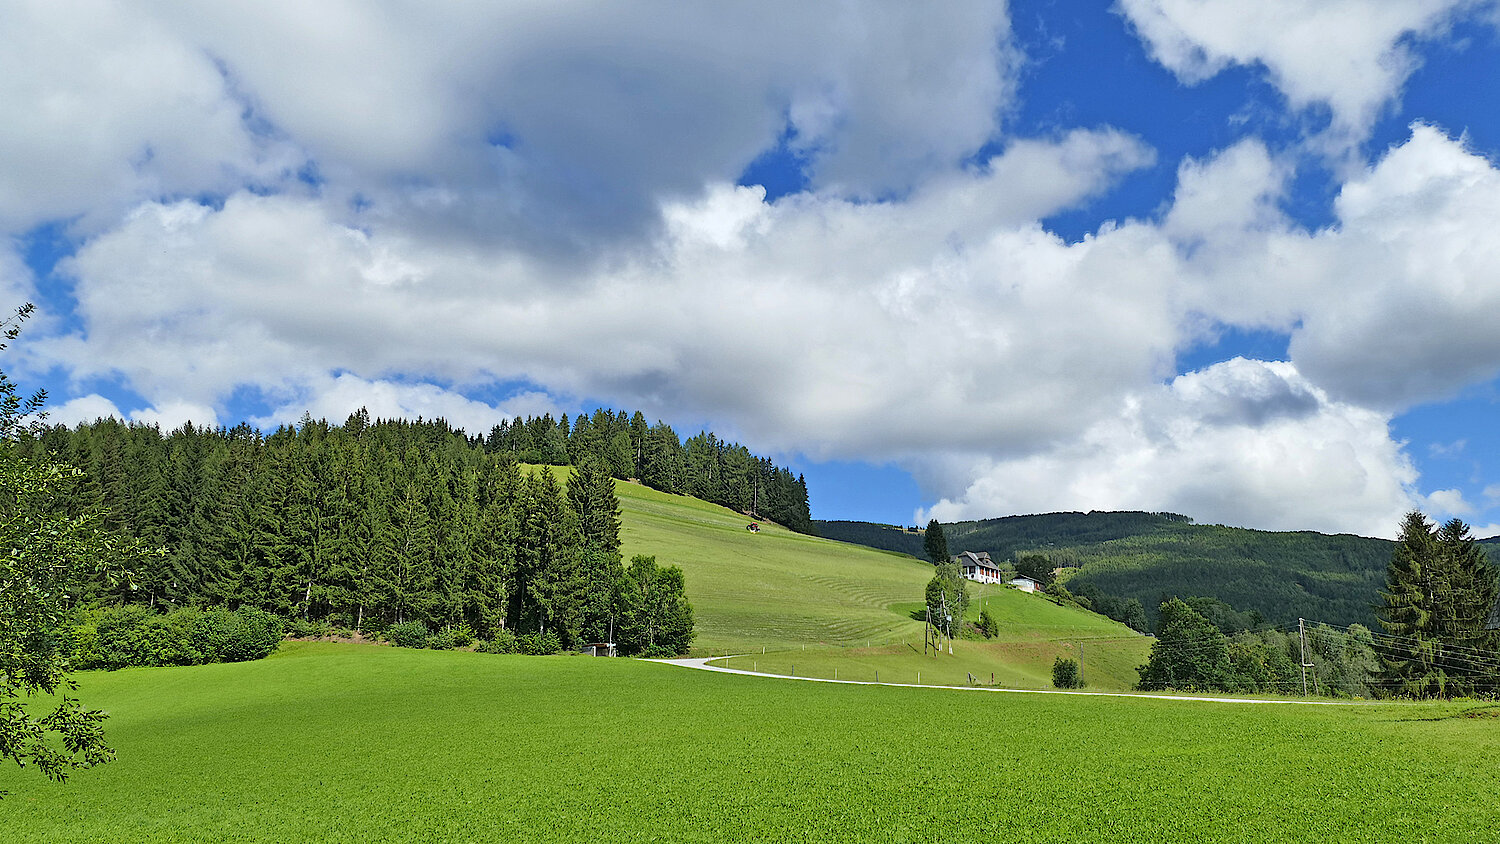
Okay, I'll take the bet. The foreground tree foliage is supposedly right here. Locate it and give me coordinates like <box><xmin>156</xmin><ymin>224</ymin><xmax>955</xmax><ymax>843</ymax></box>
<box><xmin>0</xmin><ymin>305</ymin><xmax>144</xmax><ymax>790</ymax></box>
<box><xmin>0</xmin><ymin>454</ymin><xmax>122</xmax><ymax>789</ymax></box>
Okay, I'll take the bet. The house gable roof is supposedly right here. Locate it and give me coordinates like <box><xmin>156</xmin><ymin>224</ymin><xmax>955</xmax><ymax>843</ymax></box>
<box><xmin>954</xmin><ymin>550</ymin><xmax>995</xmax><ymax>568</ymax></box>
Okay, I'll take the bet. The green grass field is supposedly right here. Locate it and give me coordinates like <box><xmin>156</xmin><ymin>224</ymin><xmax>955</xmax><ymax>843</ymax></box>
<box><xmin>612</xmin><ymin>477</ymin><xmax>1150</xmax><ymax>687</ymax></box>
<box><xmin>720</xmin><ymin>635</ymin><xmax>1151</xmax><ymax>689</ymax></box>
<box><xmin>4</xmin><ymin>643</ymin><xmax>1497</xmax><ymax>842</ymax></box>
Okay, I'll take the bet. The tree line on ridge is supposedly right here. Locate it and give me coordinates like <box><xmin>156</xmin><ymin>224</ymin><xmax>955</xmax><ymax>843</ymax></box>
<box><xmin>12</xmin><ymin>408</ymin><xmax>738</xmax><ymax>655</ymax></box>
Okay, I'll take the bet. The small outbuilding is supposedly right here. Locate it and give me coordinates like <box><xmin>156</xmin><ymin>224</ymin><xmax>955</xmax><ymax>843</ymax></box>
<box><xmin>1007</xmin><ymin>574</ymin><xmax>1042</xmax><ymax>594</ymax></box>
<box><xmin>586</xmin><ymin>642</ymin><xmax>618</xmax><ymax>657</ymax></box>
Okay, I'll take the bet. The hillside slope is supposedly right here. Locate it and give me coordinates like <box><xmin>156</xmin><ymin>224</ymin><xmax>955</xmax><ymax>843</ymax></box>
<box><xmin>818</xmin><ymin>512</ymin><xmax>1397</xmax><ymax>628</ymax></box>
<box><xmin>615</xmin><ymin>481</ymin><xmax>1148</xmax><ymax>687</ymax></box>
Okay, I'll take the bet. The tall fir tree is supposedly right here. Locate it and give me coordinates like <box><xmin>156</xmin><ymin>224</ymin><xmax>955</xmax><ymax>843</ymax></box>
<box><xmin>1433</xmin><ymin>518</ymin><xmax>1500</xmax><ymax>694</ymax></box>
<box><xmin>1376</xmin><ymin>511</ymin><xmax>1499</xmax><ymax>697</ymax></box>
<box><xmin>923</xmin><ymin>519</ymin><xmax>948</xmax><ymax>566</ymax></box>
<box><xmin>1377</xmin><ymin>511</ymin><xmax>1442</xmax><ymax>696</ymax></box>
<box><xmin>568</xmin><ymin>458</ymin><xmax>624</xmax><ymax>643</ymax></box>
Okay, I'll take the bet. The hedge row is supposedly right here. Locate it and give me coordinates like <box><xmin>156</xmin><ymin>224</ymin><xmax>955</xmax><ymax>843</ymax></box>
<box><xmin>70</xmin><ymin>605</ymin><xmax>284</xmax><ymax>670</ymax></box>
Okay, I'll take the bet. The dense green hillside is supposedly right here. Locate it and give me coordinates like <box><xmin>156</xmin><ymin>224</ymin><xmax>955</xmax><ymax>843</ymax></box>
<box><xmin>818</xmin><ymin>512</ymin><xmax>1395</xmax><ymax>628</ymax></box>
<box><xmin>4</xmin><ymin>644</ymin><xmax>1495</xmax><ymax>842</ymax></box>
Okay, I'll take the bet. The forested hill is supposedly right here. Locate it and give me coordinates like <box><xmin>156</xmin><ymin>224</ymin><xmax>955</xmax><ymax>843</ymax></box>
<box><xmin>41</xmin><ymin>407</ymin><xmax>813</xmax><ymax>540</ymax></box>
<box><xmin>816</xmin><ymin>511</ymin><xmax>1195</xmax><ymax>560</ymax></box>
<box><xmin>817</xmin><ymin>512</ymin><xmax>1398</xmax><ymax>628</ymax></box>
<box><xmin>481</xmin><ymin>409</ymin><xmax>812</xmax><ymax>534</ymax></box>
<box><xmin>12</xmin><ymin>409</ymin><xmax>811</xmax><ymax>639</ymax></box>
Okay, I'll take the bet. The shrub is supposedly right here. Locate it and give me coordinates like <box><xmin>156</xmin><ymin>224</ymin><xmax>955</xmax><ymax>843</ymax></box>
<box><xmin>64</xmin><ymin>620</ymin><xmax>100</xmax><ymax>670</ymax></box>
<box><xmin>74</xmin><ymin>605</ymin><xmax>283</xmax><ymax>669</ymax></box>
<box><xmin>386</xmin><ymin>620</ymin><xmax>430</xmax><ymax>649</ymax></box>
<box><xmin>92</xmin><ymin>605</ymin><xmax>201</xmax><ymax>668</ymax></box>
<box><xmin>979</xmin><ymin>609</ymin><xmax>999</xmax><ymax>639</ymax></box>
<box><xmin>636</xmin><ymin>644</ymin><xmax>678</xmax><ymax>659</ymax></box>
<box><xmin>426</xmin><ymin>628</ymin><xmax>458</xmax><ymax>650</ymax></box>
<box><xmin>517</xmin><ymin>631</ymin><xmax>562</xmax><ymax>655</ymax></box>
<box><xmin>476</xmin><ymin>630</ymin><xmax>519</xmax><ymax>654</ymax></box>
<box><xmin>204</xmin><ymin>608</ymin><xmax>283</xmax><ymax>662</ymax></box>
<box><xmin>448</xmin><ymin>623</ymin><xmax>474</xmax><ymax>648</ymax></box>
<box><xmin>283</xmin><ymin>618</ymin><xmax>331</xmax><ymax>639</ymax></box>
<box><xmin>1053</xmin><ymin>657</ymin><xmax>1083</xmax><ymax>689</ymax></box>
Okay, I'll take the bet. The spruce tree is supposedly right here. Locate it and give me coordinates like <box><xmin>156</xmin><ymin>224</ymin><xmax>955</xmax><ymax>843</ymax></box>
<box><xmin>1372</xmin><ymin>511</ymin><xmax>1500</xmax><ymax>697</ymax></box>
<box><xmin>1377</xmin><ymin>511</ymin><xmax>1442</xmax><ymax>696</ymax></box>
<box><xmin>567</xmin><ymin>458</ymin><xmax>624</xmax><ymax>643</ymax></box>
<box><xmin>923</xmin><ymin>519</ymin><xmax>948</xmax><ymax>565</ymax></box>
<box><xmin>470</xmin><ymin>460</ymin><xmax>520</xmax><ymax>636</ymax></box>
<box><xmin>1434</xmin><ymin>518</ymin><xmax>1500</xmax><ymax>694</ymax></box>
<box><xmin>513</xmin><ymin>468</ymin><xmax>584</xmax><ymax>642</ymax></box>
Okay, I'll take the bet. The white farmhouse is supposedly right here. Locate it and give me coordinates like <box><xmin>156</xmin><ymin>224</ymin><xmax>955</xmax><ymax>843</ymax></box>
<box><xmin>955</xmin><ymin>550</ymin><xmax>1004</xmax><ymax>584</ymax></box>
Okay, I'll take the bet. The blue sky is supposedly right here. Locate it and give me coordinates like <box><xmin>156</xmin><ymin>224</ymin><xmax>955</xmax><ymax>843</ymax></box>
<box><xmin>6</xmin><ymin>1</ymin><xmax>1500</xmax><ymax>538</ymax></box>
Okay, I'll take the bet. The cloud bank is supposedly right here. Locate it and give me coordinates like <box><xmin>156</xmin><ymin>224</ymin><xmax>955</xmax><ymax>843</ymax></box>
<box><xmin>8</xmin><ymin>2</ymin><xmax>1500</xmax><ymax>537</ymax></box>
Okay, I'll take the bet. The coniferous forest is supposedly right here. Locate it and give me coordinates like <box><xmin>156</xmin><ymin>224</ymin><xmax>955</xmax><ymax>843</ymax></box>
<box><xmin>19</xmin><ymin>407</ymin><xmax>812</xmax><ymax>653</ymax></box>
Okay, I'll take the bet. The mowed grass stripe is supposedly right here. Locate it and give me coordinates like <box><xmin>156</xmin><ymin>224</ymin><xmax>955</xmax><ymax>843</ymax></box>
<box><xmin>2</xmin><ymin>643</ymin><xmax>1496</xmax><ymax>843</ymax></box>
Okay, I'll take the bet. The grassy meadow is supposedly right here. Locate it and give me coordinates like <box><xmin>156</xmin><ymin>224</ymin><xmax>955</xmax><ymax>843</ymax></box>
<box><xmin>612</xmin><ymin>476</ymin><xmax>1150</xmax><ymax>687</ymax></box>
<box><xmin>4</xmin><ymin>642</ymin><xmax>1497</xmax><ymax>843</ymax></box>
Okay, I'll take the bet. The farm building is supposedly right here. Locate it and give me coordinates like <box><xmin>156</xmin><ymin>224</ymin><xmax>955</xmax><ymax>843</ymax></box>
<box><xmin>1007</xmin><ymin>574</ymin><xmax>1042</xmax><ymax>593</ymax></box>
<box><xmin>586</xmin><ymin>642</ymin><xmax>617</xmax><ymax>657</ymax></box>
<box><xmin>955</xmin><ymin>550</ymin><xmax>1004</xmax><ymax>584</ymax></box>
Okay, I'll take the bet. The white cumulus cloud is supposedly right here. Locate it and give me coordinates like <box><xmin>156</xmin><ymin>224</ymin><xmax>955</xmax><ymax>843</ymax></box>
<box><xmin>1118</xmin><ymin>0</ymin><xmax>1497</xmax><ymax>150</ymax></box>
<box><xmin>921</xmin><ymin>359</ymin><xmax>1417</xmax><ymax>538</ymax></box>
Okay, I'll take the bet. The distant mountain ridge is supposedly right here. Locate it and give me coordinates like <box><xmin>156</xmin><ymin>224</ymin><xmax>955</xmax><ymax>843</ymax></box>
<box><xmin>815</xmin><ymin>511</ymin><xmax>1483</xmax><ymax>629</ymax></box>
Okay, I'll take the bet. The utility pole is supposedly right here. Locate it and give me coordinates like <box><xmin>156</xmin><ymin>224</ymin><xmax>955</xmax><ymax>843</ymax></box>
<box><xmin>1298</xmin><ymin>617</ymin><xmax>1312</xmax><ymax>696</ymax></box>
<box><xmin>939</xmin><ymin>590</ymin><xmax>953</xmax><ymax>655</ymax></box>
